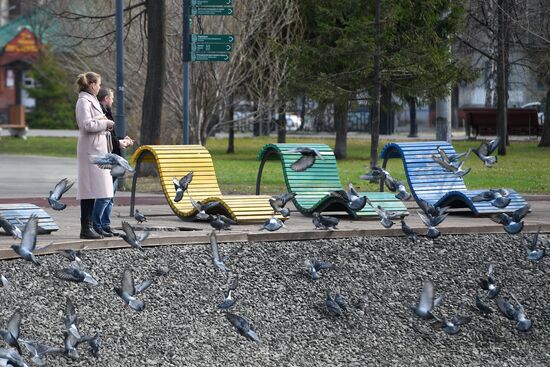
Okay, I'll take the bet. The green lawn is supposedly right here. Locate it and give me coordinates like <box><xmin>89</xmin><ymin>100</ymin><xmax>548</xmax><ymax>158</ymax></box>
<box><xmin>1</xmin><ymin>135</ymin><xmax>548</xmax><ymax>194</ymax></box>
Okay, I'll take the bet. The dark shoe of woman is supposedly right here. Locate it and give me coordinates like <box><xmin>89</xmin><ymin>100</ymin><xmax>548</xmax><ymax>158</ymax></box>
<box><xmin>80</xmin><ymin>219</ymin><xmax>103</xmax><ymax>240</ymax></box>
<box><xmin>93</xmin><ymin>225</ymin><xmax>114</xmax><ymax>237</ymax></box>
<box><xmin>102</xmin><ymin>226</ymin><xmax>119</xmax><ymax>236</ymax></box>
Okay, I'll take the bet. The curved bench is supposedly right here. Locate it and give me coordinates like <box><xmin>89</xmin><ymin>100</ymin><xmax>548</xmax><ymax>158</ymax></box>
<box><xmin>379</xmin><ymin>141</ymin><xmax>528</xmax><ymax>215</ymax></box>
<box><xmin>256</xmin><ymin>143</ymin><xmax>407</xmax><ymax>217</ymax></box>
<box><xmin>0</xmin><ymin>203</ymin><xmax>59</xmax><ymax>234</ymax></box>
<box><xmin>130</xmin><ymin>145</ymin><xmax>279</xmax><ymax>223</ymax></box>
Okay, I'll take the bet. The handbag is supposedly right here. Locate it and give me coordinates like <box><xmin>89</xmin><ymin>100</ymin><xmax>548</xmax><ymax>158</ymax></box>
<box><xmin>106</xmin><ymin>131</ymin><xmax>113</xmax><ymax>153</ymax></box>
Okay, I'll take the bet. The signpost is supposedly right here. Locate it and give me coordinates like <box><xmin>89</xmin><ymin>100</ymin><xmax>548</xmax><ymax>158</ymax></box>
<box><xmin>191</xmin><ymin>6</ymin><xmax>233</xmax><ymax>16</ymax></box>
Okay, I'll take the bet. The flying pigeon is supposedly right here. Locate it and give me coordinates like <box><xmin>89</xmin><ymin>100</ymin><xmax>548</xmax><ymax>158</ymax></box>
<box><xmin>472</xmin><ymin>138</ymin><xmax>499</xmax><ymax>167</ymax></box>
<box><xmin>376</xmin><ymin>205</ymin><xmax>404</xmax><ymax>229</ymax></box>
<box><xmin>304</xmin><ymin>259</ymin><xmax>333</xmax><ymax>280</ymax></box>
<box><xmin>410</xmin><ymin>280</ymin><xmax>443</xmax><ymax>319</ymax></box>
<box><xmin>269</xmin><ymin>192</ymin><xmax>296</xmax><ymax>217</ymax></box>
<box><xmin>120</xmin><ymin>221</ymin><xmax>150</xmax><ymax>251</ymax></box>
<box><xmin>287</xmin><ymin>147</ymin><xmax>324</xmax><ymax>172</ymax></box>
<box><xmin>225</xmin><ymin>313</ymin><xmax>260</xmax><ymax>343</ymax></box>
<box><xmin>334</xmin><ymin>291</ymin><xmax>349</xmax><ymax>312</ymax></box>
<box><xmin>173</xmin><ymin>172</ymin><xmax>193</xmax><ymax>202</ymax></box>
<box><xmin>491</xmin><ymin>204</ymin><xmax>530</xmax><ymax>234</ymax></box>
<box><xmin>78</xmin><ymin>332</ymin><xmax>102</xmax><ymax>358</ymax></box>
<box><xmin>325</xmin><ymin>291</ymin><xmax>344</xmax><ymax>316</ymax></box>
<box><xmin>190</xmin><ymin>196</ymin><xmax>219</xmax><ymax>221</ymax></box>
<box><xmin>22</xmin><ymin>340</ymin><xmax>64</xmax><ymax>367</ymax></box>
<box><xmin>383</xmin><ymin>175</ymin><xmax>411</xmax><ymax>201</ymax></box>
<box><xmin>134</xmin><ymin>209</ymin><xmax>147</xmax><ymax>223</ymax></box>
<box><xmin>472</xmin><ymin>189</ymin><xmax>511</xmax><ymax>209</ymax></box>
<box><xmin>0</xmin><ymin>214</ymin><xmax>22</xmax><ymax>239</ymax></box>
<box><xmin>11</xmin><ymin>214</ymin><xmax>42</xmax><ymax>265</ymax></box>
<box><xmin>330</xmin><ymin>183</ymin><xmax>370</xmax><ymax>211</ymax></box>
<box><xmin>58</xmin><ymin>245</ymin><xmax>87</xmax><ymax>263</ymax></box>
<box><xmin>522</xmin><ymin>226</ymin><xmax>545</xmax><ymax>261</ymax></box>
<box><xmin>90</xmin><ymin>153</ymin><xmax>135</xmax><ymax>177</ymax></box>
<box><xmin>478</xmin><ymin>264</ymin><xmax>501</xmax><ymax>299</ymax></box>
<box><xmin>432</xmin><ymin>314</ymin><xmax>471</xmax><ymax>335</ymax></box>
<box><xmin>435</xmin><ymin>145</ymin><xmax>470</xmax><ymax>164</ymax></box>
<box><xmin>210</xmin><ymin>214</ymin><xmax>236</xmax><ymax>231</ymax></box>
<box><xmin>259</xmin><ymin>216</ymin><xmax>285</xmax><ymax>232</ymax></box>
<box><xmin>475</xmin><ymin>294</ymin><xmax>493</xmax><ymax>315</ymax></box>
<box><xmin>417</xmin><ymin>211</ymin><xmax>448</xmax><ymax>239</ymax></box>
<box><xmin>360</xmin><ymin>166</ymin><xmax>390</xmax><ymax>183</ymax></box>
<box><xmin>209</xmin><ymin>230</ymin><xmax>229</xmax><ymax>272</ymax></box>
<box><xmin>0</xmin><ymin>348</ymin><xmax>28</xmax><ymax>367</ymax></box>
<box><xmin>0</xmin><ymin>311</ymin><xmax>22</xmax><ymax>354</ymax></box>
<box><xmin>47</xmin><ymin>178</ymin><xmax>74</xmax><ymax>211</ymax></box>
<box><xmin>114</xmin><ymin>269</ymin><xmax>150</xmax><ymax>311</ymax></box>
<box><xmin>312</xmin><ymin>212</ymin><xmax>339</xmax><ymax>230</ymax></box>
<box><xmin>401</xmin><ymin>220</ymin><xmax>418</xmax><ymax>242</ymax></box>
<box><xmin>432</xmin><ymin>152</ymin><xmax>471</xmax><ymax>177</ymax></box>
<box><xmin>0</xmin><ymin>275</ymin><xmax>11</xmax><ymax>290</ymax></box>
<box><xmin>218</xmin><ymin>290</ymin><xmax>236</xmax><ymax>310</ymax></box>
<box><xmin>64</xmin><ymin>328</ymin><xmax>79</xmax><ymax>360</ymax></box>
<box><xmin>64</xmin><ymin>297</ymin><xmax>81</xmax><ymax>341</ymax></box>
<box><xmin>510</xmin><ymin>294</ymin><xmax>533</xmax><ymax>332</ymax></box>
<box><xmin>417</xmin><ymin>199</ymin><xmax>449</xmax><ymax>218</ymax></box>
<box><xmin>55</xmin><ymin>261</ymin><xmax>99</xmax><ymax>286</ymax></box>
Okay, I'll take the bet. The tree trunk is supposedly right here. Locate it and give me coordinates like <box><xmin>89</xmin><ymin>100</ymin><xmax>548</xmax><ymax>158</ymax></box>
<box><xmin>139</xmin><ymin>0</ymin><xmax>166</xmax><ymax>145</ymax></box>
<box><xmin>496</xmin><ymin>0</ymin><xmax>509</xmax><ymax>155</ymax></box>
<box><xmin>277</xmin><ymin>105</ymin><xmax>287</xmax><ymax>143</ymax></box>
<box><xmin>539</xmin><ymin>86</ymin><xmax>550</xmax><ymax>147</ymax></box>
<box><xmin>407</xmin><ymin>96</ymin><xmax>417</xmax><ymax>137</ymax></box>
<box><xmin>451</xmin><ymin>85</ymin><xmax>459</xmax><ymax>128</ymax></box>
<box><xmin>226</xmin><ymin>102</ymin><xmax>235</xmax><ymax>153</ymax></box>
<box><xmin>334</xmin><ymin>102</ymin><xmax>348</xmax><ymax>159</ymax></box>
<box><xmin>299</xmin><ymin>94</ymin><xmax>306</xmax><ymax>131</ymax></box>
<box><xmin>370</xmin><ymin>0</ymin><xmax>381</xmax><ymax>168</ymax></box>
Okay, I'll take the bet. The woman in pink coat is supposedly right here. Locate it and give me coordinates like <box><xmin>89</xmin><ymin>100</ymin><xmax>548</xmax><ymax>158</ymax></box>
<box><xmin>75</xmin><ymin>72</ymin><xmax>115</xmax><ymax>239</ymax></box>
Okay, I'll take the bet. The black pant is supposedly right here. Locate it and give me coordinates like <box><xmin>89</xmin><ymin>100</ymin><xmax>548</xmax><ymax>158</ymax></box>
<box><xmin>81</xmin><ymin>199</ymin><xmax>95</xmax><ymax>222</ymax></box>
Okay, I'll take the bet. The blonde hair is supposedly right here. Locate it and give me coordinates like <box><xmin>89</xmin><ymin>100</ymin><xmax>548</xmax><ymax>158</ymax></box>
<box><xmin>76</xmin><ymin>72</ymin><xmax>101</xmax><ymax>92</ymax></box>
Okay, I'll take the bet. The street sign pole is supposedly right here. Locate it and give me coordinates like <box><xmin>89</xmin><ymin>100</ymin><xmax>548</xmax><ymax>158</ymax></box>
<box><xmin>115</xmin><ymin>0</ymin><xmax>126</xmax><ymax>188</ymax></box>
<box><xmin>182</xmin><ymin>0</ymin><xmax>191</xmax><ymax>144</ymax></box>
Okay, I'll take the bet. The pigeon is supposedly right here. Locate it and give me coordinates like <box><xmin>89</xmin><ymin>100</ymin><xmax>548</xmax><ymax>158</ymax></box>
<box><xmin>90</xmin><ymin>153</ymin><xmax>135</xmax><ymax>177</ymax></box>
<box><xmin>360</xmin><ymin>166</ymin><xmax>390</xmax><ymax>183</ymax></box>
<box><xmin>417</xmin><ymin>199</ymin><xmax>449</xmax><ymax>218</ymax></box>
<box><xmin>55</xmin><ymin>261</ymin><xmax>99</xmax><ymax>286</ymax></box>
<box><xmin>417</xmin><ymin>211</ymin><xmax>448</xmax><ymax>239</ymax></box>
<box><xmin>491</xmin><ymin>204</ymin><xmax>530</xmax><ymax>234</ymax></box>
<box><xmin>22</xmin><ymin>340</ymin><xmax>64</xmax><ymax>367</ymax></box>
<box><xmin>435</xmin><ymin>145</ymin><xmax>470</xmax><ymax>164</ymax></box>
<box><xmin>225</xmin><ymin>313</ymin><xmax>260</xmax><ymax>343</ymax></box>
<box><xmin>173</xmin><ymin>172</ymin><xmax>193</xmax><ymax>202</ymax></box>
<box><xmin>259</xmin><ymin>216</ymin><xmax>285</xmax><ymax>232</ymax></box>
<box><xmin>325</xmin><ymin>291</ymin><xmax>344</xmax><ymax>316</ymax></box>
<box><xmin>376</xmin><ymin>205</ymin><xmax>403</xmax><ymax>229</ymax></box>
<box><xmin>401</xmin><ymin>220</ymin><xmax>418</xmax><ymax>242</ymax></box>
<box><xmin>114</xmin><ymin>269</ymin><xmax>149</xmax><ymax>311</ymax></box>
<box><xmin>63</xmin><ymin>328</ymin><xmax>79</xmax><ymax>360</ymax></box>
<box><xmin>10</xmin><ymin>214</ymin><xmax>41</xmax><ymax>265</ymax></box>
<box><xmin>432</xmin><ymin>314</ymin><xmax>471</xmax><ymax>335</ymax></box>
<box><xmin>304</xmin><ymin>259</ymin><xmax>333</xmax><ymax>280</ymax></box>
<box><xmin>58</xmin><ymin>245</ymin><xmax>87</xmax><ymax>263</ymax></box>
<box><xmin>472</xmin><ymin>138</ymin><xmax>499</xmax><ymax>167</ymax></box>
<box><xmin>0</xmin><ymin>214</ymin><xmax>22</xmax><ymax>239</ymax></box>
<box><xmin>190</xmin><ymin>196</ymin><xmax>219</xmax><ymax>221</ymax></box>
<box><xmin>510</xmin><ymin>294</ymin><xmax>533</xmax><ymax>332</ymax></box>
<box><xmin>287</xmin><ymin>147</ymin><xmax>324</xmax><ymax>172</ymax></box>
<box><xmin>432</xmin><ymin>152</ymin><xmax>471</xmax><ymax>177</ymax></box>
<box><xmin>312</xmin><ymin>212</ymin><xmax>339</xmax><ymax>230</ymax></box>
<box><xmin>472</xmin><ymin>189</ymin><xmax>511</xmax><ymax>209</ymax></box>
<box><xmin>0</xmin><ymin>311</ymin><xmax>22</xmax><ymax>354</ymax></box>
<box><xmin>47</xmin><ymin>178</ymin><xmax>74</xmax><ymax>211</ymax></box>
<box><xmin>383</xmin><ymin>175</ymin><xmax>411</xmax><ymax>201</ymax></box>
<box><xmin>475</xmin><ymin>294</ymin><xmax>493</xmax><ymax>315</ymax></box>
<box><xmin>330</xmin><ymin>183</ymin><xmax>370</xmax><ymax>211</ymax></box>
<box><xmin>522</xmin><ymin>226</ymin><xmax>545</xmax><ymax>261</ymax></box>
<box><xmin>209</xmin><ymin>230</ymin><xmax>229</xmax><ymax>272</ymax></box>
<box><xmin>134</xmin><ymin>209</ymin><xmax>147</xmax><ymax>223</ymax></box>
<box><xmin>496</xmin><ymin>296</ymin><xmax>516</xmax><ymax>320</ymax></box>
<box><xmin>64</xmin><ymin>297</ymin><xmax>81</xmax><ymax>340</ymax></box>
<box><xmin>0</xmin><ymin>275</ymin><xmax>11</xmax><ymax>290</ymax></box>
<box><xmin>334</xmin><ymin>291</ymin><xmax>349</xmax><ymax>312</ymax></box>
<box><xmin>411</xmin><ymin>280</ymin><xmax>443</xmax><ymax>319</ymax></box>
<box><xmin>218</xmin><ymin>290</ymin><xmax>236</xmax><ymax>310</ymax></box>
<box><xmin>0</xmin><ymin>348</ymin><xmax>28</xmax><ymax>367</ymax></box>
<box><xmin>210</xmin><ymin>214</ymin><xmax>236</xmax><ymax>231</ymax></box>
<box><xmin>78</xmin><ymin>332</ymin><xmax>101</xmax><ymax>358</ymax></box>
<box><xmin>120</xmin><ymin>221</ymin><xmax>150</xmax><ymax>251</ymax></box>
<box><xmin>269</xmin><ymin>193</ymin><xmax>296</xmax><ymax>217</ymax></box>
<box><xmin>478</xmin><ymin>264</ymin><xmax>501</xmax><ymax>299</ymax></box>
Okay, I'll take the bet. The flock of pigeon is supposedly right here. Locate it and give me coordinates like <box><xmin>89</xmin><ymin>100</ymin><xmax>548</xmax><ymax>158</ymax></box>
<box><xmin>0</xmin><ymin>139</ymin><xmax>544</xmax><ymax>364</ymax></box>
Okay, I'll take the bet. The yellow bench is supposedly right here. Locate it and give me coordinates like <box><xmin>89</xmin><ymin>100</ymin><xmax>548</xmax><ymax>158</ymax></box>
<box><xmin>130</xmin><ymin>145</ymin><xmax>280</xmax><ymax>223</ymax></box>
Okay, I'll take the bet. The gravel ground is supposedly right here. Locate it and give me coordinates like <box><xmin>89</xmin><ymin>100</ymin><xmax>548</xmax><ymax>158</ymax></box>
<box><xmin>0</xmin><ymin>233</ymin><xmax>548</xmax><ymax>367</ymax></box>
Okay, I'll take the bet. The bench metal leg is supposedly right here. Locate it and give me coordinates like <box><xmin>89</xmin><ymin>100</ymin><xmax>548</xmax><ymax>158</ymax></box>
<box><xmin>380</xmin><ymin>156</ymin><xmax>390</xmax><ymax>192</ymax></box>
<box><xmin>129</xmin><ymin>155</ymin><xmax>143</xmax><ymax>216</ymax></box>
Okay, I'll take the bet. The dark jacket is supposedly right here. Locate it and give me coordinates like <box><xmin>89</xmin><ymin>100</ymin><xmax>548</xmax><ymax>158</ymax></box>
<box><xmin>100</xmin><ymin>104</ymin><xmax>121</xmax><ymax>156</ymax></box>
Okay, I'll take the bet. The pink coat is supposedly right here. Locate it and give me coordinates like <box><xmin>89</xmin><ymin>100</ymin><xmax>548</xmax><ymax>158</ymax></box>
<box><xmin>75</xmin><ymin>91</ymin><xmax>114</xmax><ymax>200</ymax></box>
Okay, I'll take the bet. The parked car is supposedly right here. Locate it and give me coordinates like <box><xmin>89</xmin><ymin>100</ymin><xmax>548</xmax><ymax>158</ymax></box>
<box><xmin>521</xmin><ymin>102</ymin><xmax>544</xmax><ymax>126</ymax></box>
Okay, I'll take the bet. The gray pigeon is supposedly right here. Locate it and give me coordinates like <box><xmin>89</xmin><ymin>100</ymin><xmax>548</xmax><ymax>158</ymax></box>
<box><xmin>55</xmin><ymin>261</ymin><xmax>99</xmax><ymax>286</ymax></box>
<box><xmin>383</xmin><ymin>175</ymin><xmax>411</xmax><ymax>201</ymax></box>
<box><xmin>209</xmin><ymin>230</ymin><xmax>229</xmax><ymax>272</ymax></box>
<box><xmin>432</xmin><ymin>314</ymin><xmax>471</xmax><ymax>335</ymax></box>
<box><xmin>411</xmin><ymin>280</ymin><xmax>443</xmax><ymax>319</ymax></box>
<box><xmin>0</xmin><ymin>275</ymin><xmax>11</xmax><ymax>290</ymax></box>
<box><xmin>0</xmin><ymin>214</ymin><xmax>22</xmax><ymax>239</ymax></box>
<box><xmin>472</xmin><ymin>189</ymin><xmax>511</xmax><ymax>209</ymax></box>
<box><xmin>77</xmin><ymin>332</ymin><xmax>101</xmax><ymax>358</ymax></box>
<box><xmin>401</xmin><ymin>220</ymin><xmax>418</xmax><ymax>242</ymax></box>
<box><xmin>63</xmin><ymin>329</ymin><xmax>79</xmax><ymax>360</ymax></box>
<box><xmin>210</xmin><ymin>214</ymin><xmax>236</xmax><ymax>231</ymax></box>
<box><xmin>376</xmin><ymin>205</ymin><xmax>402</xmax><ymax>229</ymax></box>
<box><xmin>0</xmin><ymin>348</ymin><xmax>28</xmax><ymax>367</ymax></box>
<box><xmin>114</xmin><ymin>269</ymin><xmax>149</xmax><ymax>311</ymax></box>
<box><xmin>10</xmin><ymin>214</ymin><xmax>41</xmax><ymax>265</ymax></box>
<box><xmin>90</xmin><ymin>153</ymin><xmax>135</xmax><ymax>177</ymax></box>
<box><xmin>523</xmin><ymin>226</ymin><xmax>545</xmax><ymax>261</ymax></box>
<box><xmin>312</xmin><ymin>212</ymin><xmax>339</xmax><ymax>230</ymax></box>
<box><xmin>478</xmin><ymin>264</ymin><xmax>501</xmax><ymax>299</ymax></box>
<box><xmin>472</xmin><ymin>138</ymin><xmax>499</xmax><ymax>167</ymax></box>
<box><xmin>304</xmin><ymin>259</ymin><xmax>333</xmax><ymax>280</ymax></box>
<box><xmin>491</xmin><ymin>204</ymin><xmax>530</xmax><ymax>234</ymax></box>
<box><xmin>269</xmin><ymin>192</ymin><xmax>296</xmax><ymax>217</ymax></box>
<box><xmin>64</xmin><ymin>297</ymin><xmax>81</xmax><ymax>341</ymax></box>
<box><xmin>495</xmin><ymin>296</ymin><xmax>516</xmax><ymax>320</ymax></box>
<box><xmin>218</xmin><ymin>290</ymin><xmax>236</xmax><ymax>310</ymax></box>
<box><xmin>330</xmin><ymin>183</ymin><xmax>370</xmax><ymax>211</ymax></box>
<box><xmin>436</xmin><ymin>145</ymin><xmax>470</xmax><ymax>164</ymax></box>
<box><xmin>287</xmin><ymin>147</ymin><xmax>324</xmax><ymax>172</ymax></box>
<box><xmin>325</xmin><ymin>291</ymin><xmax>344</xmax><ymax>316</ymax></box>
<box><xmin>22</xmin><ymin>340</ymin><xmax>64</xmax><ymax>367</ymax></box>
<box><xmin>134</xmin><ymin>209</ymin><xmax>147</xmax><ymax>223</ymax></box>
<box><xmin>58</xmin><ymin>245</ymin><xmax>87</xmax><ymax>263</ymax></box>
<box><xmin>432</xmin><ymin>152</ymin><xmax>471</xmax><ymax>177</ymax></box>
<box><xmin>259</xmin><ymin>216</ymin><xmax>285</xmax><ymax>232</ymax></box>
<box><xmin>225</xmin><ymin>313</ymin><xmax>260</xmax><ymax>343</ymax></box>
<box><xmin>360</xmin><ymin>166</ymin><xmax>390</xmax><ymax>183</ymax></box>
<box><xmin>417</xmin><ymin>211</ymin><xmax>448</xmax><ymax>239</ymax></box>
<box><xmin>334</xmin><ymin>291</ymin><xmax>349</xmax><ymax>312</ymax></box>
<box><xmin>475</xmin><ymin>294</ymin><xmax>493</xmax><ymax>315</ymax></box>
<box><xmin>0</xmin><ymin>311</ymin><xmax>22</xmax><ymax>354</ymax></box>
<box><xmin>173</xmin><ymin>172</ymin><xmax>193</xmax><ymax>202</ymax></box>
<box><xmin>120</xmin><ymin>221</ymin><xmax>150</xmax><ymax>251</ymax></box>
<box><xmin>190</xmin><ymin>196</ymin><xmax>219</xmax><ymax>221</ymax></box>
<box><xmin>47</xmin><ymin>178</ymin><xmax>74</xmax><ymax>211</ymax></box>
<box><xmin>510</xmin><ymin>294</ymin><xmax>533</xmax><ymax>332</ymax></box>
<box><xmin>417</xmin><ymin>199</ymin><xmax>449</xmax><ymax>218</ymax></box>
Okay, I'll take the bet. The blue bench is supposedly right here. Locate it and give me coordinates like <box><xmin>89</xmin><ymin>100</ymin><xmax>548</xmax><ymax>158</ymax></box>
<box><xmin>0</xmin><ymin>203</ymin><xmax>59</xmax><ymax>234</ymax></box>
<box><xmin>379</xmin><ymin>141</ymin><xmax>528</xmax><ymax>215</ymax></box>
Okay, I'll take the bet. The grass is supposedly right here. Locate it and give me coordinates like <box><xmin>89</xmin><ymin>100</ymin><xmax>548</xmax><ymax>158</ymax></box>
<box><xmin>1</xmin><ymin>135</ymin><xmax>549</xmax><ymax>194</ymax></box>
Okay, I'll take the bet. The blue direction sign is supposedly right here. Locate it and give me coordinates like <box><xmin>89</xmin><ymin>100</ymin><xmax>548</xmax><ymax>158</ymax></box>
<box><xmin>192</xmin><ymin>43</ymin><xmax>232</xmax><ymax>52</ymax></box>
<box><xmin>191</xmin><ymin>6</ymin><xmax>233</xmax><ymax>16</ymax></box>
<box><xmin>191</xmin><ymin>53</ymin><xmax>230</xmax><ymax>62</ymax></box>
<box><xmin>192</xmin><ymin>0</ymin><xmax>232</xmax><ymax>5</ymax></box>
<box><xmin>191</xmin><ymin>34</ymin><xmax>235</xmax><ymax>43</ymax></box>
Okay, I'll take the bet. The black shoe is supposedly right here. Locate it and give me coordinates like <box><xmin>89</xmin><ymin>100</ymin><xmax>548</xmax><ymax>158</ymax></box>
<box><xmin>80</xmin><ymin>219</ymin><xmax>103</xmax><ymax>240</ymax></box>
<box><xmin>103</xmin><ymin>226</ymin><xmax>119</xmax><ymax>236</ymax></box>
<box><xmin>94</xmin><ymin>225</ymin><xmax>113</xmax><ymax>237</ymax></box>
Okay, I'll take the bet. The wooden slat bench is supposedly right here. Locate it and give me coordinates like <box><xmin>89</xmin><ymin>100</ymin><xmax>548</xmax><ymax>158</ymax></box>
<box><xmin>0</xmin><ymin>203</ymin><xmax>59</xmax><ymax>234</ymax></box>
<box><xmin>130</xmin><ymin>145</ymin><xmax>281</xmax><ymax>223</ymax></box>
<box><xmin>379</xmin><ymin>141</ymin><xmax>528</xmax><ymax>215</ymax></box>
<box><xmin>256</xmin><ymin>143</ymin><xmax>408</xmax><ymax>218</ymax></box>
